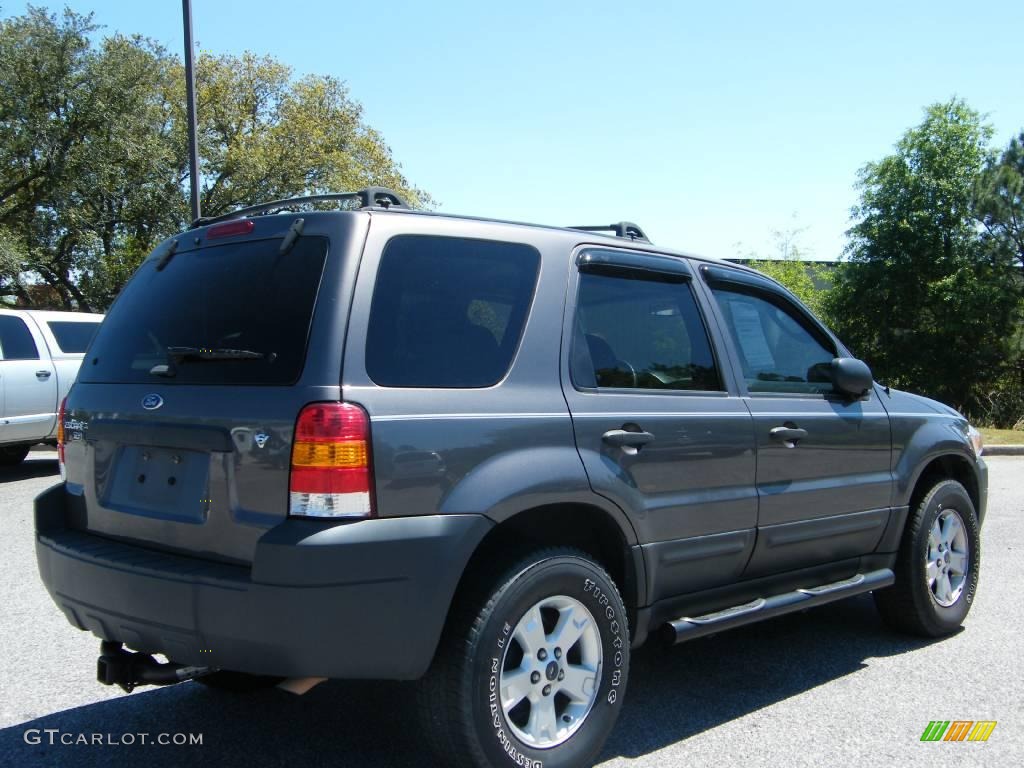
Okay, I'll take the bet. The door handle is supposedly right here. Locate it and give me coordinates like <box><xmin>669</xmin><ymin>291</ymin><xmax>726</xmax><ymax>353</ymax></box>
<box><xmin>770</xmin><ymin>425</ymin><xmax>808</xmax><ymax>446</ymax></box>
<box><xmin>35</xmin><ymin>370</ymin><xmax>52</xmax><ymax>380</ymax></box>
<box><xmin>602</xmin><ymin>428</ymin><xmax>656</xmax><ymax>454</ymax></box>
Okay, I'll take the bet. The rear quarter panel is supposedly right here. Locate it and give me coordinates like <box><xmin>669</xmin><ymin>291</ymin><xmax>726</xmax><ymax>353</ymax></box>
<box><xmin>342</xmin><ymin>214</ymin><xmax>638</xmax><ymax>540</ymax></box>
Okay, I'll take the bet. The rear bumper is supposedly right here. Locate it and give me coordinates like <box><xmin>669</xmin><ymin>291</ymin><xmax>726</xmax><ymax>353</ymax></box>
<box><xmin>34</xmin><ymin>483</ymin><xmax>492</xmax><ymax>680</ymax></box>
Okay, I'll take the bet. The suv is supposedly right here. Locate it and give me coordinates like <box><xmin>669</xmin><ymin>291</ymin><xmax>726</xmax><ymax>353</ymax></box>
<box><xmin>35</xmin><ymin>189</ymin><xmax>987</xmax><ymax>768</ymax></box>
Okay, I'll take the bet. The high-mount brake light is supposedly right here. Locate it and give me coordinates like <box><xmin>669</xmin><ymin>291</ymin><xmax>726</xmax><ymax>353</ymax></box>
<box><xmin>289</xmin><ymin>402</ymin><xmax>374</xmax><ymax>518</ymax></box>
<box><xmin>207</xmin><ymin>220</ymin><xmax>255</xmax><ymax>240</ymax></box>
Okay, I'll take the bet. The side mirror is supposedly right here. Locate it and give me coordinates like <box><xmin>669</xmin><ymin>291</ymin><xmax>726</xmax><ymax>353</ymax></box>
<box><xmin>830</xmin><ymin>357</ymin><xmax>873</xmax><ymax>398</ymax></box>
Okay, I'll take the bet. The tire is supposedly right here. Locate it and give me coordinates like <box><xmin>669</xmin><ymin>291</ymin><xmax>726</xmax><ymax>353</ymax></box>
<box><xmin>418</xmin><ymin>548</ymin><xmax>630</xmax><ymax>768</ymax></box>
<box><xmin>874</xmin><ymin>479</ymin><xmax>981</xmax><ymax>637</ymax></box>
<box><xmin>0</xmin><ymin>445</ymin><xmax>30</xmax><ymax>466</ymax></box>
<box><xmin>193</xmin><ymin>671</ymin><xmax>283</xmax><ymax>692</ymax></box>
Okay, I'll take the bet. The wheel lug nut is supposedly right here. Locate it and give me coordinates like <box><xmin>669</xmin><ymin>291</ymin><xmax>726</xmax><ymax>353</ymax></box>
<box><xmin>558</xmin><ymin>670</ymin><xmax>565</xmax><ymax>681</ymax></box>
<box><xmin>531</xmin><ymin>671</ymin><xmax>541</xmax><ymax>684</ymax></box>
<box><xmin>542</xmin><ymin>684</ymin><xmax>551</xmax><ymax>696</ymax></box>
<box><xmin>537</xmin><ymin>649</ymin><xmax>547</xmax><ymax>661</ymax></box>
<box><xmin>554</xmin><ymin>647</ymin><xmax>562</xmax><ymax>659</ymax></box>
<box><xmin>562</xmin><ymin>715</ymin><xmax>571</xmax><ymax>723</ymax></box>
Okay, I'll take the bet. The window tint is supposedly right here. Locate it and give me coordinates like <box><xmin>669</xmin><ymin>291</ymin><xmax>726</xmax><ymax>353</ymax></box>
<box><xmin>46</xmin><ymin>320</ymin><xmax>101</xmax><ymax>353</ymax></box>
<box><xmin>79</xmin><ymin>237</ymin><xmax>328</xmax><ymax>385</ymax></box>
<box><xmin>0</xmin><ymin>316</ymin><xmax>39</xmax><ymax>360</ymax></box>
<box><xmin>366</xmin><ymin>236</ymin><xmax>540</xmax><ymax>388</ymax></box>
<box><xmin>572</xmin><ymin>271</ymin><xmax>721</xmax><ymax>391</ymax></box>
<box><xmin>711</xmin><ymin>287</ymin><xmax>836</xmax><ymax>394</ymax></box>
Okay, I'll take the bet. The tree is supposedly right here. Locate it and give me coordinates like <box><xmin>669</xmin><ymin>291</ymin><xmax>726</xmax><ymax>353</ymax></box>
<box><xmin>0</xmin><ymin>7</ymin><xmax>104</xmax><ymax>307</ymax></box>
<box><xmin>977</xmin><ymin>131</ymin><xmax>1024</xmax><ymax>271</ymax></box>
<box><xmin>188</xmin><ymin>51</ymin><xmax>431</xmax><ymax>219</ymax></box>
<box><xmin>825</xmin><ymin>99</ymin><xmax>1019</xmax><ymax>413</ymax></box>
<box><xmin>738</xmin><ymin>225</ymin><xmax>829</xmax><ymax>316</ymax></box>
<box><xmin>975</xmin><ymin>132</ymin><xmax>1024</xmax><ymax>424</ymax></box>
<box><xmin>0</xmin><ymin>6</ymin><xmax>429</xmax><ymax>310</ymax></box>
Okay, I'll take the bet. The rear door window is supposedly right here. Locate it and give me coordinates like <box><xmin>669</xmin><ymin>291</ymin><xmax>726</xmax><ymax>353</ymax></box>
<box><xmin>0</xmin><ymin>316</ymin><xmax>40</xmax><ymax>360</ymax></box>
<box><xmin>366</xmin><ymin>235</ymin><xmax>540</xmax><ymax>388</ymax></box>
<box><xmin>46</xmin><ymin>320</ymin><xmax>101</xmax><ymax>354</ymax></box>
<box><xmin>78</xmin><ymin>237</ymin><xmax>328</xmax><ymax>385</ymax></box>
<box><xmin>571</xmin><ymin>271</ymin><xmax>722</xmax><ymax>391</ymax></box>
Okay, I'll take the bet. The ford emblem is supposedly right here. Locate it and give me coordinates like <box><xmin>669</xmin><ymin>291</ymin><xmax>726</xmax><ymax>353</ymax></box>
<box><xmin>142</xmin><ymin>394</ymin><xmax>164</xmax><ymax>410</ymax></box>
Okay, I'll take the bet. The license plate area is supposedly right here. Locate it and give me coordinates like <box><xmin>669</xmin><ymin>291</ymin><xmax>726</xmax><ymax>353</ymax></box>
<box><xmin>103</xmin><ymin>445</ymin><xmax>209</xmax><ymax>524</ymax></box>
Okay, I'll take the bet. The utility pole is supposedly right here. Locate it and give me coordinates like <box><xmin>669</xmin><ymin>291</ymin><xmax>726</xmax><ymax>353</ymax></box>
<box><xmin>182</xmin><ymin>0</ymin><xmax>201</xmax><ymax>223</ymax></box>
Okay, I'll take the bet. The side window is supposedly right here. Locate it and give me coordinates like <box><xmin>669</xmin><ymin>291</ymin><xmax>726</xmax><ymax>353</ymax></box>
<box><xmin>45</xmin><ymin>320</ymin><xmax>101</xmax><ymax>354</ymax></box>
<box><xmin>0</xmin><ymin>316</ymin><xmax>40</xmax><ymax>361</ymax></box>
<box><xmin>366</xmin><ymin>235</ymin><xmax>540</xmax><ymax>388</ymax></box>
<box><xmin>711</xmin><ymin>287</ymin><xmax>835</xmax><ymax>394</ymax></box>
<box><xmin>571</xmin><ymin>271</ymin><xmax>721</xmax><ymax>392</ymax></box>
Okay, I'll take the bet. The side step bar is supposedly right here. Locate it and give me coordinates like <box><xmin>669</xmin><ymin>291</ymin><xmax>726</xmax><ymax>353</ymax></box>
<box><xmin>663</xmin><ymin>568</ymin><xmax>894</xmax><ymax>645</ymax></box>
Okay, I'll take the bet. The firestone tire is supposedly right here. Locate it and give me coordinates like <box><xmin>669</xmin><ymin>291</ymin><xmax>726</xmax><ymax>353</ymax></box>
<box><xmin>418</xmin><ymin>548</ymin><xmax>630</xmax><ymax>768</ymax></box>
<box><xmin>874</xmin><ymin>479</ymin><xmax>981</xmax><ymax>637</ymax></box>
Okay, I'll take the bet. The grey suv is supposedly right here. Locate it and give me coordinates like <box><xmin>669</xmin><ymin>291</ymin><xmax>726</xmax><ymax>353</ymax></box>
<box><xmin>35</xmin><ymin>188</ymin><xmax>987</xmax><ymax>768</ymax></box>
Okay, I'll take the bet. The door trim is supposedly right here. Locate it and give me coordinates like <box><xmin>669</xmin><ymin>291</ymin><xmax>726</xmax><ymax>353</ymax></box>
<box><xmin>745</xmin><ymin>507</ymin><xmax>890</xmax><ymax>578</ymax></box>
<box><xmin>642</xmin><ymin>529</ymin><xmax>756</xmax><ymax>603</ymax></box>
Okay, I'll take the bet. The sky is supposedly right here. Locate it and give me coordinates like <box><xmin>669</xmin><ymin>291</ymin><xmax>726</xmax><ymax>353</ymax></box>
<box><xmin>8</xmin><ymin>1</ymin><xmax>1024</xmax><ymax>260</ymax></box>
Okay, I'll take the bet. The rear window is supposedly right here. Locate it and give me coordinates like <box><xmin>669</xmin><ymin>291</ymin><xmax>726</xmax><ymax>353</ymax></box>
<box><xmin>46</xmin><ymin>320</ymin><xmax>101</xmax><ymax>353</ymax></box>
<box><xmin>366</xmin><ymin>235</ymin><xmax>540</xmax><ymax>388</ymax></box>
<box><xmin>79</xmin><ymin>237</ymin><xmax>328</xmax><ymax>385</ymax></box>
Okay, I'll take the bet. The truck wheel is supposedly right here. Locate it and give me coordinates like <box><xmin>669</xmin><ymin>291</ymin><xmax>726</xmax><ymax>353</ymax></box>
<box><xmin>418</xmin><ymin>548</ymin><xmax>629</xmax><ymax>768</ymax></box>
<box><xmin>194</xmin><ymin>671</ymin><xmax>283</xmax><ymax>692</ymax></box>
<box><xmin>0</xmin><ymin>445</ymin><xmax>30</xmax><ymax>466</ymax></box>
<box><xmin>874</xmin><ymin>479</ymin><xmax>981</xmax><ymax>637</ymax></box>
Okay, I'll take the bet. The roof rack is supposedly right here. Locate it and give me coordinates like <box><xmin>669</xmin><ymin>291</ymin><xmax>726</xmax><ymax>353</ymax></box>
<box><xmin>568</xmin><ymin>222</ymin><xmax>650</xmax><ymax>243</ymax></box>
<box><xmin>191</xmin><ymin>186</ymin><xmax>409</xmax><ymax>229</ymax></box>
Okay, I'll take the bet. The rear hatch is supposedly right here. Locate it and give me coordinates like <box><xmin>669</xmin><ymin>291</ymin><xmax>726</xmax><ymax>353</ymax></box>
<box><xmin>62</xmin><ymin>213</ymin><xmax>365</xmax><ymax>564</ymax></box>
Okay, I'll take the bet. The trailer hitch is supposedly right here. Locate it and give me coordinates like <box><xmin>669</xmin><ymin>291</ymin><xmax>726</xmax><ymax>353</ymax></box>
<box><xmin>97</xmin><ymin>641</ymin><xmax>215</xmax><ymax>693</ymax></box>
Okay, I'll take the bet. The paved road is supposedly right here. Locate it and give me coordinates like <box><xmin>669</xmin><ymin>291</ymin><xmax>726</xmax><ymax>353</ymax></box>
<box><xmin>1</xmin><ymin>453</ymin><xmax>1021</xmax><ymax>767</ymax></box>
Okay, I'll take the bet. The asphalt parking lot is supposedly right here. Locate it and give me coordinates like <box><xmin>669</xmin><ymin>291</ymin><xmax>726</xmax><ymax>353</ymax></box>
<box><xmin>1</xmin><ymin>453</ymin><xmax>1020</xmax><ymax>767</ymax></box>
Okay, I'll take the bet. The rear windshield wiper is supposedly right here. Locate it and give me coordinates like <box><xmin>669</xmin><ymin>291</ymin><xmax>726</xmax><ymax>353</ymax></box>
<box><xmin>168</xmin><ymin>346</ymin><xmax>271</xmax><ymax>361</ymax></box>
<box><xmin>149</xmin><ymin>347</ymin><xmax>276</xmax><ymax>377</ymax></box>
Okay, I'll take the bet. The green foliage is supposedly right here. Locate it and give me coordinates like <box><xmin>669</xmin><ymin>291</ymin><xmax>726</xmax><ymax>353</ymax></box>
<box><xmin>977</xmin><ymin>130</ymin><xmax>1024</xmax><ymax>425</ymax></box>
<box><xmin>974</xmin><ymin>370</ymin><xmax>1024</xmax><ymax>429</ymax></box>
<box><xmin>977</xmin><ymin>131</ymin><xmax>1024</xmax><ymax>269</ymax></box>
<box><xmin>740</xmin><ymin>227</ymin><xmax>829</xmax><ymax>316</ymax></box>
<box><xmin>826</xmin><ymin>99</ymin><xmax>1020</xmax><ymax>414</ymax></box>
<box><xmin>0</xmin><ymin>6</ymin><xmax>429</xmax><ymax>310</ymax></box>
<box><xmin>749</xmin><ymin>259</ymin><xmax>827</xmax><ymax>317</ymax></box>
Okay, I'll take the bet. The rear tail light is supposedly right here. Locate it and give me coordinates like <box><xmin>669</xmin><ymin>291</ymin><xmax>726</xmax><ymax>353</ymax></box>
<box><xmin>57</xmin><ymin>396</ymin><xmax>67</xmax><ymax>480</ymax></box>
<box><xmin>289</xmin><ymin>402</ymin><xmax>374</xmax><ymax>518</ymax></box>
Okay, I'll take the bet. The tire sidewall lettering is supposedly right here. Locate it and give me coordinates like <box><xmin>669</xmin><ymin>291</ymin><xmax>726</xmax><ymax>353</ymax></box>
<box><xmin>478</xmin><ymin>563</ymin><xmax>629</xmax><ymax>768</ymax></box>
<box><xmin>922</xmin><ymin>487</ymin><xmax>980</xmax><ymax>620</ymax></box>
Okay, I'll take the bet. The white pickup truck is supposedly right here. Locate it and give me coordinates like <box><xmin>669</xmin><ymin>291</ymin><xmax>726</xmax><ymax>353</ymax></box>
<box><xmin>0</xmin><ymin>309</ymin><xmax>104</xmax><ymax>465</ymax></box>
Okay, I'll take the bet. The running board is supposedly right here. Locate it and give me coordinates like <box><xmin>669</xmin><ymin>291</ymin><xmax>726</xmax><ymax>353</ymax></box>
<box><xmin>663</xmin><ymin>568</ymin><xmax>894</xmax><ymax>645</ymax></box>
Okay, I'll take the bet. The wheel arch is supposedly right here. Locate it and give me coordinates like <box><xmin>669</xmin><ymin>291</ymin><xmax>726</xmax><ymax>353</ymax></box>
<box><xmin>447</xmin><ymin>502</ymin><xmax>645</xmax><ymax>645</ymax></box>
<box><xmin>438</xmin><ymin>446</ymin><xmax>639</xmax><ymax>547</ymax></box>
<box><xmin>906</xmin><ymin>452</ymin><xmax>982</xmax><ymax>522</ymax></box>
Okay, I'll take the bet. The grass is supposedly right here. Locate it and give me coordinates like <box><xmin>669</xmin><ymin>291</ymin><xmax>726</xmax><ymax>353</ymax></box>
<box><xmin>979</xmin><ymin>427</ymin><xmax>1024</xmax><ymax>445</ymax></box>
